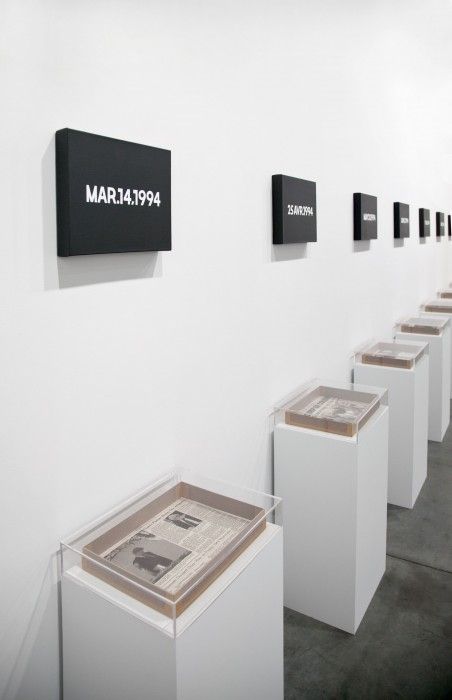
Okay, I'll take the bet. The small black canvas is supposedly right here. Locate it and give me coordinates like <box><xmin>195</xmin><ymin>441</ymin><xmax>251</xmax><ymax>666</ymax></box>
<box><xmin>394</xmin><ymin>202</ymin><xmax>410</xmax><ymax>239</ymax></box>
<box><xmin>272</xmin><ymin>175</ymin><xmax>317</xmax><ymax>244</ymax></box>
<box><xmin>353</xmin><ymin>193</ymin><xmax>377</xmax><ymax>241</ymax></box>
<box><xmin>419</xmin><ymin>208</ymin><xmax>431</xmax><ymax>238</ymax></box>
<box><xmin>436</xmin><ymin>212</ymin><xmax>445</xmax><ymax>237</ymax></box>
<box><xmin>56</xmin><ymin>129</ymin><xmax>171</xmax><ymax>256</ymax></box>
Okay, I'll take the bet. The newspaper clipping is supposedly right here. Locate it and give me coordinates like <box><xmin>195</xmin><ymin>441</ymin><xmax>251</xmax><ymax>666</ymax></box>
<box><xmin>371</xmin><ymin>349</ymin><xmax>412</xmax><ymax>361</ymax></box>
<box><xmin>102</xmin><ymin>498</ymin><xmax>249</xmax><ymax>595</ymax></box>
<box><xmin>300</xmin><ymin>395</ymin><xmax>368</xmax><ymax>422</ymax></box>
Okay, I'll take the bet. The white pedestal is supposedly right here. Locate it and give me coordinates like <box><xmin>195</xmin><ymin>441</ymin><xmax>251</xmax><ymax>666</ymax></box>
<box><xmin>355</xmin><ymin>354</ymin><xmax>428</xmax><ymax>508</ymax></box>
<box><xmin>274</xmin><ymin>406</ymin><xmax>388</xmax><ymax>634</ymax></box>
<box><xmin>62</xmin><ymin>524</ymin><xmax>283</xmax><ymax>700</ymax></box>
<box><xmin>395</xmin><ymin>328</ymin><xmax>450</xmax><ymax>442</ymax></box>
<box><xmin>420</xmin><ymin>312</ymin><xmax>452</xmax><ymax>396</ymax></box>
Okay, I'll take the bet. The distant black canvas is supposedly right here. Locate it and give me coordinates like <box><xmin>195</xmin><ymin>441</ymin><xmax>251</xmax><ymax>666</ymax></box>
<box><xmin>272</xmin><ymin>175</ymin><xmax>317</xmax><ymax>244</ymax></box>
<box><xmin>394</xmin><ymin>202</ymin><xmax>410</xmax><ymax>238</ymax></box>
<box><xmin>56</xmin><ymin>129</ymin><xmax>171</xmax><ymax>256</ymax></box>
<box><xmin>436</xmin><ymin>212</ymin><xmax>445</xmax><ymax>237</ymax></box>
<box><xmin>419</xmin><ymin>208</ymin><xmax>431</xmax><ymax>238</ymax></box>
<box><xmin>353</xmin><ymin>193</ymin><xmax>377</xmax><ymax>240</ymax></box>
<box><xmin>448</xmin><ymin>214</ymin><xmax>451</xmax><ymax>238</ymax></box>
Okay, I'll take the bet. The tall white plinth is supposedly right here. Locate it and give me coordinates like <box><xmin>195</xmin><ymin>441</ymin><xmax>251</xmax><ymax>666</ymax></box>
<box><xmin>274</xmin><ymin>406</ymin><xmax>388</xmax><ymax>634</ymax></box>
<box><xmin>420</xmin><ymin>312</ymin><xmax>452</xmax><ymax>397</ymax></box>
<box><xmin>62</xmin><ymin>524</ymin><xmax>283</xmax><ymax>700</ymax></box>
<box><xmin>355</xmin><ymin>354</ymin><xmax>428</xmax><ymax>508</ymax></box>
<box><xmin>395</xmin><ymin>328</ymin><xmax>450</xmax><ymax>442</ymax></box>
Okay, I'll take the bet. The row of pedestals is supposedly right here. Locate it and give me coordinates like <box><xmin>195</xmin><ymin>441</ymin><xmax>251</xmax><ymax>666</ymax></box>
<box><xmin>60</xmin><ymin>303</ymin><xmax>452</xmax><ymax>699</ymax></box>
<box><xmin>275</xmin><ymin>310</ymin><xmax>451</xmax><ymax>635</ymax></box>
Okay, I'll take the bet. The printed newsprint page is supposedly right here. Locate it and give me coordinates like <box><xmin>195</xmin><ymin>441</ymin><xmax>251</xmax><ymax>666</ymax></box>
<box><xmin>371</xmin><ymin>349</ymin><xmax>413</xmax><ymax>360</ymax></box>
<box><xmin>101</xmin><ymin>498</ymin><xmax>249</xmax><ymax>595</ymax></box>
<box><xmin>301</xmin><ymin>395</ymin><xmax>367</xmax><ymax>422</ymax></box>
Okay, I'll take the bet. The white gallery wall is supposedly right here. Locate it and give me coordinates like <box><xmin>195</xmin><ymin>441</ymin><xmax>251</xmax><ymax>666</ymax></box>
<box><xmin>0</xmin><ymin>0</ymin><xmax>451</xmax><ymax>697</ymax></box>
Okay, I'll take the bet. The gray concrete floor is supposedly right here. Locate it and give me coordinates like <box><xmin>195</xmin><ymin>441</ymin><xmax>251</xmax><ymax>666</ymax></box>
<box><xmin>284</xmin><ymin>408</ymin><xmax>452</xmax><ymax>699</ymax></box>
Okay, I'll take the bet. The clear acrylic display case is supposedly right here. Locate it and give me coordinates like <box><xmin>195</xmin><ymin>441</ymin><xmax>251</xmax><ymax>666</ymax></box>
<box><xmin>421</xmin><ymin>299</ymin><xmax>452</xmax><ymax>314</ymax></box>
<box><xmin>396</xmin><ymin>316</ymin><xmax>449</xmax><ymax>336</ymax></box>
<box><xmin>356</xmin><ymin>340</ymin><xmax>426</xmax><ymax>370</ymax></box>
<box><xmin>273</xmin><ymin>379</ymin><xmax>387</xmax><ymax>438</ymax></box>
<box><xmin>439</xmin><ymin>289</ymin><xmax>452</xmax><ymax>299</ymax></box>
<box><xmin>61</xmin><ymin>470</ymin><xmax>281</xmax><ymax>638</ymax></box>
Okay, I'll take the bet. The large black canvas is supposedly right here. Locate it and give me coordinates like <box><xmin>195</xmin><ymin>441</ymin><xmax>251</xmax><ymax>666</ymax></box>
<box><xmin>272</xmin><ymin>175</ymin><xmax>317</xmax><ymax>244</ymax></box>
<box><xmin>353</xmin><ymin>193</ymin><xmax>377</xmax><ymax>240</ymax></box>
<box><xmin>419</xmin><ymin>208</ymin><xmax>431</xmax><ymax>238</ymax></box>
<box><xmin>394</xmin><ymin>202</ymin><xmax>410</xmax><ymax>239</ymax></box>
<box><xmin>56</xmin><ymin>129</ymin><xmax>171</xmax><ymax>256</ymax></box>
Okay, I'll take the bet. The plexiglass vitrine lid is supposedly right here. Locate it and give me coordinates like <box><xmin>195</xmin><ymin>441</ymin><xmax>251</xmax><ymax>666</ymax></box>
<box><xmin>396</xmin><ymin>316</ymin><xmax>449</xmax><ymax>335</ymax></box>
<box><xmin>60</xmin><ymin>470</ymin><xmax>281</xmax><ymax>638</ymax></box>
<box><xmin>421</xmin><ymin>299</ymin><xmax>452</xmax><ymax>313</ymax></box>
<box><xmin>273</xmin><ymin>379</ymin><xmax>387</xmax><ymax>438</ymax></box>
<box><xmin>356</xmin><ymin>340</ymin><xmax>427</xmax><ymax>370</ymax></box>
<box><xmin>438</xmin><ymin>289</ymin><xmax>452</xmax><ymax>299</ymax></box>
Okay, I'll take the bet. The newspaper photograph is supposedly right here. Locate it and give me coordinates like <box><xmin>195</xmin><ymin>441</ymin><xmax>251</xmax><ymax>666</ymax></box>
<box><xmin>102</xmin><ymin>498</ymin><xmax>249</xmax><ymax>595</ymax></box>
